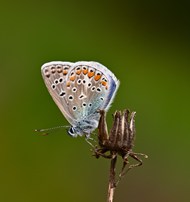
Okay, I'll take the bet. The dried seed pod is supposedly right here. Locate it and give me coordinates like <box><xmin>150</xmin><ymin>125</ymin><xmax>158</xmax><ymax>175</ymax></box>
<box><xmin>94</xmin><ymin>109</ymin><xmax>148</xmax><ymax>176</ymax></box>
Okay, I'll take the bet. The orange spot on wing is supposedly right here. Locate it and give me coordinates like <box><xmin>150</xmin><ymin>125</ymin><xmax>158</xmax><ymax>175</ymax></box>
<box><xmin>83</xmin><ymin>69</ymin><xmax>88</xmax><ymax>75</ymax></box>
<box><xmin>94</xmin><ymin>74</ymin><xmax>102</xmax><ymax>81</ymax></box>
<box><xmin>70</xmin><ymin>76</ymin><xmax>76</xmax><ymax>81</ymax></box>
<box><xmin>66</xmin><ymin>81</ymin><xmax>71</xmax><ymax>87</ymax></box>
<box><xmin>76</xmin><ymin>70</ymin><xmax>82</xmax><ymax>75</ymax></box>
<box><xmin>101</xmin><ymin>81</ymin><xmax>108</xmax><ymax>89</ymax></box>
<box><xmin>63</xmin><ymin>70</ymin><xmax>68</xmax><ymax>75</ymax></box>
<box><xmin>88</xmin><ymin>71</ymin><xmax>95</xmax><ymax>78</ymax></box>
<box><xmin>101</xmin><ymin>81</ymin><xmax>107</xmax><ymax>86</ymax></box>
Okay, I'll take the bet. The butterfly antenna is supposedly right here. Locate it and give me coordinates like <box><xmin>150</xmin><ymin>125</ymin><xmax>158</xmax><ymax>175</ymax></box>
<box><xmin>35</xmin><ymin>125</ymin><xmax>70</xmax><ymax>136</ymax></box>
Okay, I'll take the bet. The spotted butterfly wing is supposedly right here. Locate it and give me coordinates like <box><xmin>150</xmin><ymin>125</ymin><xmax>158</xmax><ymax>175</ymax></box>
<box><xmin>41</xmin><ymin>61</ymin><xmax>119</xmax><ymax>137</ymax></box>
<box><xmin>66</xmin><ymin>62</ymin><xmax>119</xmax><ymax>116</ymax></box>
<box><xmin>41</xmin><ymin>61</ymin><xmax>77</xmax><ymax>126</ymax></box>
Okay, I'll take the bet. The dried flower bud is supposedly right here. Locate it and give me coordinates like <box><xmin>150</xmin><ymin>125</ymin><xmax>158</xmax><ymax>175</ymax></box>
<box><xmin>94</xmin><ymin>109</ymin><xmax>148</xmax><ymax>177</ymax></box>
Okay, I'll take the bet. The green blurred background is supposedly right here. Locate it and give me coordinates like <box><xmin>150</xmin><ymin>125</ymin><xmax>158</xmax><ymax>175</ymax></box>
<box><xmin>0</xmin><ymin>0</ymin><xmax>189</xmax><ymax>201</ymax></box>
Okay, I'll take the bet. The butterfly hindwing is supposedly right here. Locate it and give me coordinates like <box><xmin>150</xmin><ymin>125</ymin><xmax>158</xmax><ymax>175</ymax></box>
<box><xmin>65</xmin><ymin>62</ymin><xmax>119</xmax><ymax>121</ymax></box>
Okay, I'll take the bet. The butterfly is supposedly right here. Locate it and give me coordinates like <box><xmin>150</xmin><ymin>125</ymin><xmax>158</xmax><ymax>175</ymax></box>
<box><xmin>41</xmin><ymin>61</ymin><xmax>119</xmax><ymax>138</ymax></box>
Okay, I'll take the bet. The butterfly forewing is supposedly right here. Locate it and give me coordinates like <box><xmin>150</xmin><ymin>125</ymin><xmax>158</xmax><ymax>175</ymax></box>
<box><xmin>41</xmin><ymin>61</ymin><xmax>78</xmax><ymax>126</ymax></box>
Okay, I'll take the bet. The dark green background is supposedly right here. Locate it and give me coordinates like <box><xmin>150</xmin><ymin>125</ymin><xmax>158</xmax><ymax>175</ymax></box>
<box><xmin>1</xmin><ymin>0</ymin><xmax>189</xmax><ymax>201</ymax></box>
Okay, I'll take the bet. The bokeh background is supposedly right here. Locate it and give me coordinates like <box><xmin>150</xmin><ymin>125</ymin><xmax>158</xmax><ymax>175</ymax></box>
<box><xmin>0</xmin><ymin>0</ymin><xmax>189</xmax><ymax>201</ymax></box>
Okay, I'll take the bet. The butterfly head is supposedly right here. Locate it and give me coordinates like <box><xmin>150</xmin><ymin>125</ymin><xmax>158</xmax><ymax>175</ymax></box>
<box><xmin>67</xmin><ymin>127</ymin><xmax>78</xmax><ymax>137</ymax></box>
<box><xmin>67</xmin><ymin>116</ymin><xmax>99</xmax><ymax>137</ymax></box>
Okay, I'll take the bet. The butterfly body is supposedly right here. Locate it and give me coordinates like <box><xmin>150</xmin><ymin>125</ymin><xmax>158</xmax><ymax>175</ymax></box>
<box><xmin>41</xmin><ymin>61</ymin><xmax>119</xmax><ymax>137</ymax></box>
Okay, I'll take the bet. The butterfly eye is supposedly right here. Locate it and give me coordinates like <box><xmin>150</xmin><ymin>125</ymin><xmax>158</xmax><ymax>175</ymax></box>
<box><xmin>68</xmin><ymin>127</ymin><xmax>75</xmax><ymax>136</ymax></box>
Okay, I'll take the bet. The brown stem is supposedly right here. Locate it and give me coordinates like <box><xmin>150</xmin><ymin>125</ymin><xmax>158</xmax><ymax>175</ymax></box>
<box><xmin>107</xmin><ymin>153</ymin><xmax>117</xmax><ymax>202</ymax></box>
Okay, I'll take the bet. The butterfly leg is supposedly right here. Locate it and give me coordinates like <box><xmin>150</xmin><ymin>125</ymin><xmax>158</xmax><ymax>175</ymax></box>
<box><xmin>85</xmin><ymin>136</ymin><xmax>96</xmax><ymax>148</ymax></box>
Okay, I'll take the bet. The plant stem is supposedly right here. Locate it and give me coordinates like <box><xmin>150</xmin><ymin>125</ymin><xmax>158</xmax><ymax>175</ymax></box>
<box><xmin>107</xmin><ymin>153</ymin><xmax>117</xmax><ymax>202</ymax></box>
